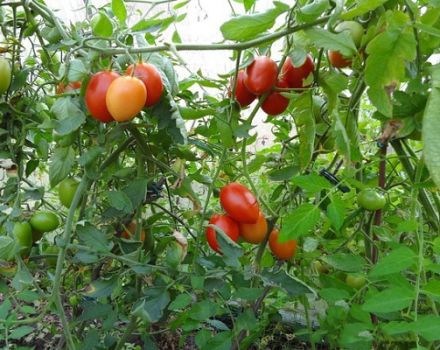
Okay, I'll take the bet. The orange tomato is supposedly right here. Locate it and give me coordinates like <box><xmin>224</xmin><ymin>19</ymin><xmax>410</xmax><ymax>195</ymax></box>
<box><xmin>328</xmin><ymin>50</ymin><xmax>352</xmax><ymax>68</ymax></box>
<box><xmin>268</xmin><ymin>229</ymin><xmax>297</xmax><ymax>260</ymax></box>
<box><xmin>56</xmin><ymin>81</ymin><xmax>82</xmax><ymax>94</ymax></box>
<box><xmin>238</xmin><ymin>211</ymin><xmax>267</xmax><ymax>244</ymax></box>
<box><xmin>121</xmin><ymin>222</ymin><xmax>146</xmax><ymax>241</ymax></box>
<box><xmin>105</xmin><ymin>76</ymin><xmax>147</xmax><ymax>122</ymax></box>
<box><xmin>126</xmin><ymin>63</ymin><xmax>163</xmax><ymax>107</ymax></box>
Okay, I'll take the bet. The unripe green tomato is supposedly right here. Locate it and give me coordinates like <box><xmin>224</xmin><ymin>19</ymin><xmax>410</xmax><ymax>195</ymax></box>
<box><xmin>345</xmin><ymin>274</ymin><xmax>367</xmax><ymax>289</ymax></box>
<box><xmin>165</xmin><ymin>241</ymin><xmax>184</xmax><ymax>269</ymax></box>
<box><xmin>357</xmin><ymin>189</ymin><xmax>386</xmax><ymax>211</ymax></box>
<box><xmin>335</xmin><ymin>21</ymin><xmax>364</xmax><ymax>47</ymax></box>
<box><xmin>12</xmin><ymin>222</ymin><xmax>33</xmax><ymax>256</ymax></box>
<box><xmin>0</xmin><ymin>58</ymin><xmax>12</xmax><ymax>95</ymax></box>
<box><xmin>69</xmin><ymin>295</ymin><xmax>80</xmax><ymax>306</ymax></box>
<box><xmin>58</xmin><ymin>178</ymin><xmax>79</xmax><ymax>208</ymax></box>
<box><xmin>30</xmin><ymin>211</ymin><xmax>60</xmax><ymax>233</ymax></box>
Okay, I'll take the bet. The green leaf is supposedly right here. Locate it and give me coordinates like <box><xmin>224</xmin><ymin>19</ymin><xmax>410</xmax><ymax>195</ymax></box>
<box><xmin>327</xmin><ymin>195</ymin><xmax>346</xmax><ymax>231</ymax></box>
<box><xmin>77</xmin><ymin>223</ymin><xmax>112</xmax><ymax>252</ymax></box>
<box><xmin>132</xmin><ymin>288</ymin><xmax>170</xmax><ymax>323</ymax></box>
<box><xmin>279</xmin><ymin>203</ymin><xmax>320</xmax><ymax>241</ymax></box>
<box><xmin>78</xmin><ymin>147</ymin><xmax>105</xmax><ymax>166</ymax></box>
<box><xmin>243</xmin><ymin>0</ymin><xmax>256</xmax><ymax>11</ymax></box>
<box><xmin>85</xmin><ymin>277</ymin><xmax>118</xmax><ymax>298</ymax></box>
<box><xmin>369</xmin><ymin>246</ymin><xmax>416</xmax><ymax>278</ymax></box>
<box><xmin>220</xmin><ymin>2</ymin><xmax>289</xmax><ymax>41</ymax></box>
<box><xmin>51</xmin><ymin>98</ymin><xmax>86</xmax><ymax>136</ymax></box>
<box><xmin>411</xmin><ymin>315</ymin><xmax>440</xmax><ymax>341</ymax></box>
<box><xmin>297</xmin><ymin>0</ymin><xmax>329</xmax><ymax>23</ymax></box>
<box><xmin>261</xmin><ymin>269</ymin><xmax>315</xmax><ymax>297</ymax></box>
<box><xmin>339</xmin><ymin>323</ymin><xmax>373</xmax><ymax>349</ymax></box>
<box><xmin>105</xmin><ymin>190</ymin><xmax>134</xmax><ymax>214</ymax></box>
<box><xmin>91</xmin><ymin>12</ymin><xmax>113</xmax><ymax>37</ymax></box>
<box><xmin>49</xmin><ymin>146</ymin><xmax>75</xmax><ymax>188</ymax></box>
<box><xmin>236</xmin><ymin>309</ymin><xmax>258</xmax><ymax>332</ymax></box>
<box><xmin>421</xmin><ymin>279</ymin><xmax>440</xmax><ymax>298</ymax></box>
<box><xmin>320</xmin><ymin>71</ymin><xmax>349</xmax><ymax>113</ymax></box>
<box><xmin>305</xmin><ymin>28</ymin><xmax>357</xmax><ymax>56</ymax></box>
<box><xmin>332</xmin><ymin>109</ymin><xmax>351</xmax><ymax>162</ymax></box>
<box><xmin>365</xmin><ymin>11</ymin><xmax>416</xmax><ymax>117</ymax></box>
<box><xmin>292</xmin><ymin>173</ymin><xmax>332</xmax><ymax>192</ymax></box>
<box><xmin>324</xmin><ymin>253</ymin><xmax>365</xmax><ymax>272</ymax></box>
<box><xmin>268</xmin><ymin>166</ymin><xmax>298</xmax><ymax>181</ymax></box>
<box><xmin>202</xmin><ymin>331</ymin><xmax>232</xmax><ymax>350</ymax></box>
<box><xmin>9</xmin><ymin>326</ymin><xmax>34</xmax><ymax>340</ymax></box>
<box><xmin>214</xmin><ymin>225</ymin><xmax>243</xmax><ymax>268</ymax></box>
<box><xmin>112</xmin><ymin>0</ymin><xmax>127</xmax><ymax>23</ymax></box>
<box><xmin>362</xmin><ymin>287</ymin><xmax>414</xmax><ymax>313</ymax></box>
<box><xmin>168</xmin><ymin>294</ymin><xmax>192</xmax><ymax>310</ymax></box>
<box><xmin>67</xmin><ymin>59</ymin><xmax>88</xmax><ymax>82</ymax></box>
<box><xmin>414</xmin><ymin>22</ymin><xmax>440</xmax><ymax>38</ymax></box>
<box><xmin>341</xmin><ymin>0</ymin><xmax>387</xmax><ymax>20</ymax></box>
<box><xmin>188</xmin><ymin>300</ymin><xmax>218</xmax><ymax>321</ymax></box>
<box><xmin>123</xmin><ymin>178</ymin><xmax>148</xmax><ymax>208</ymax></box>
<box><xmin>0</xmin><ymin>236</ymin><xmax>17</xmax><ymax>261</ymax></box>
<box><xmin>423</xmin><ymin>64</ymin><xmax>440</xmax><ymax>189</ymax></box>
<box><xmin>215</xmin><ymin>113</ymin><xmax>235</xmax><ymax>148</ymax></box>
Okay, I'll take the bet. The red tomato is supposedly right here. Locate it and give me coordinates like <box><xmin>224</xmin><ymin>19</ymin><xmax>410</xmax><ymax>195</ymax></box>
<box><xmin>206</xmin><ymin>214</ymin><xmax>239</xmax><ymax>252</ymax></box>
<box><xmin>261</xmin><ymin>79</ymin><xmax>289</xmax><ymax>115</ymax></box>
<box><xmin>238</xmin><ymin>211</ymin><xmax>267</xmax><ymax>244</ymax></box>
<box><xmin>281</xmin><ymin>55</ymin><xmax>314</xmax><ymax>89</ymax></box>
<box><xmin>126</xmin><ymin>63</ymin><xmax>163</xmax><ymax>107</ymax></box>
<box><xmin>243</xmin><ymin>56</ymin><xmax>278</xmax><ymax>95</ymax></box>
<box><xmin>106</xmin><ymin>76</ymin><xmax>147</xmax><ymax>122</ymax></box>
<box><xmin>268</xmin><ymin>229</ymin><xmax>297</xmax><ymax>260</ymax></box>
<box><xmin>220</xmin><ymin>182</ymin><xmax>259</xmax><ymax>224</ymax></box>
<box><xmin>228</xmin><ymin>70</ymin><xmax>256</xmax><ymax>107</ymax></box>
<box><xmin>328</xmin><ymin>50</ymin><xmax>352</xmax><ymax>68</ymax></box>
<box><xmin>56</xmin><ymin>81</ymin><xmax>82</xmax><ymax>94</ymax></box>
<box><xmin>85</xmin><ymin>71</ymin><xmax>120</xmax><ymax>123</ymax></box>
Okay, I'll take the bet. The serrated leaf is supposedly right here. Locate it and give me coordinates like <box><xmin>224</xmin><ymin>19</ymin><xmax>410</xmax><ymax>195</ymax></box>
<box><xmin>220</xmin><ymin>2</ymin><xmax>289</xmax><ymax>41</ymax></box>
<box><xmin>67</xmin><ymin>59</ymin><xmax>88</xmax><ymax>82</ymax></box>
<box><xmin>279</xmin><ymin>203</ymin><xmax>320</xmax><ymax>241</ymax></box>
<box><xmin>51</xmin><ymin>98</ymin><xmax>86</xmax><ymax>135</ymax></box>
<box><xmin>85</xmin><ymin>277</ymin><xmax>118</xmax><ymax>298</ymax></box>
<box><xmin>132</xmin><ymin>288</ymin><xmax>170</xmax><ymax>323</ymax></box>
<box><xmin>261</xmin><ymin>269</ymin><xmax>314</xmax><ymax>296</ymax></box>
<box><xmin>411</xmin><ymin>315</ymin><xmax>440</xmax><ymax>341</ymax></box>
<box><xmin>423</xmin><ymin>64</ymin><xmax>440</xmax><ymax>189</ymax></box>
<box><xmin>369</xmin><ymin>246</ymin><xmax>416</xmax><ymax>277</ymax></box>
<box><xmin>324</xmin><ymin>253</ymin><xmax>365</xmax><ymax>272</ymax></box>
<box><xmin>123</xmin><ymin>178</ymin><xmax>148</xmax><ymax>208</ymax></box>
<box><xmin>49</xmin><ymin>146</ymin><xmax>75</xmax><ymax>187</ymax></box>
<box><xmin>327</xmin><ymin>195</ymin><xmax>346</xmax><ymax>231</ymax></box>
<box><xmin>292</xmin><ymin>173</ymin><xmax>332</xmax><ymax>192</ymax></box>
<box><xmin>268</xmin><ymin>166</ymin><xmax>298</xmax><ymax>181</ymax></box>
<box><xmin>79</xmin><ymin>147</ymin><xmax>105</xmax><ymax>166</ymax></box>
<box><xmin>305</xmin><ymin>28</ymin><xmax>357</xmax><ymax>56</ymax></box>
<box><xmin>91</xmin><ymin>12</ymin><xmax>113</xmax><ymax>37</ymax></box>
<box><xmin>168</xmin><ymin>293</ymin><xmax>192</xmax><ymax>310</ymax></box>
<box><xmin>105</xmin><ymin>191</ymin><xmax>134</xmax><ymax>213</ymax></box>
<box><xmin>332</xmin><ymin>109</ymin><xmax>351</xmax><ymax>162</ymax></box>
<box><xmin>9</xmin><ymin>326</ymin><xmax>34</xmax><ymax>340</ymax></box>
<box><xmin>188</xmin><ymin>300</ymin><xmax>218</xmax><ymax>321</ymax></box>
<box><xmin>77</xmin><ymin>223</ymin><xmax>112</xmax><ymax>252</ymax></box>
<box><xmin>297</xmin><ymin>0</ymin><xmax>329</xmax><ymax>23</ymax></box>
<box><xmin>292</xmin><ymin>93</ymin><xmax>315</xmax><ymax>170</ymax></box>
<box><xmin>362</xmin><ymin>287</ymin><xmax>414</xmax><ymax>313</ymax></box>
<box><xmin>341</xmin><ymin>0</ymin><xmax>387</xmax><ymax>20</ymax></box>
<box><xmin>0</xmin><ymin>236</ymin><xmax>17</xmax><ymax>261</ymax></box>
<box><xmin>112</xmin><ymin>0</ymin><xmax>127</xmax><ymax>23</ymax></box>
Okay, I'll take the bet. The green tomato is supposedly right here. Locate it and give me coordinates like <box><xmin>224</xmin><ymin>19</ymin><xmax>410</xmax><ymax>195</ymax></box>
<box><xmin>69</xmin><ymin>295</ymin><xmax>80</xmax><ymax>306</ymax></box>
<box><xmin>30</xmin><ymin>211</ymin><xmax>60</xmax><ymax>233</ymax></box>
<box><xmin>12</xmin><ymin>222</ymin><xmax>33</xmax><ymax>256</ymax></box>
<box><xmin>335</xmin><ymin>21</ymin><xmax>364</xmax><ymax>48</ymax></box>
<box><xmin>58</xmin><ymin>178</ymin><xmax>79</xmax><ymax>208</ymax></box>
<box><xmin>357</xmin><ymin>189</ymin><xmax>386</xmax><ymax>211</ymax></box>
<box><xmin>345</xmin><ymin>274</ymin><xmax>367</xmax><ymax>289</ymax></box>
<box><xmin>0</xmin><ymin>58</ymin><xmax>11</xmax><ymax>95</ymax></box>
<box><xmin>44</xmin><ymin>245</ymin><xmax>59</xmax><ymax>267</ymax></box>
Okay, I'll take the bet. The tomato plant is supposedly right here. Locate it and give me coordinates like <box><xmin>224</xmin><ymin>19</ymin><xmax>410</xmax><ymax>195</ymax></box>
<box><xmin>357</xmin><ymin>188</ymin><xmax>386</xmax><ymax>211</ymax></box>
<box><xmin>58</xmin><ymin>178</ymin><xmax>79</xmax><ymax>208</ymax></box>
<box><xmin>12</xmin><ymin>222</ymin><xmax>32</xmax><ymax>256</ymax></box>
<box><xmin>29</xmin><ymin>212</ymin><xmax>60</xmax><ymax>233</ymax></box>
<box><xmin>268</xmin><ymin>229</ymin><xmax>297</xmax><ymax>260</ymax></box>
<box><xmin>238</xmin><ymin>211</ymin><xmax>267</xmax><ymax>244</ymax></box>
<box><xmin>206</xmin><ymin>214</ymin><xmax>239</xmax><ymax>252</ymax></box>
<box><xmin>281</xmin><ymin>55</ymin><xmax>314</xmax><ymax>89</ymax></box>
<box><xmin>220</xmin><ymin>182</ymin><xmax>259</xmax><ymax>223</ymax></box>
<box><xmin>243</xmin><ymin>56</ymin><xmax>278</xmax><ymax>95</ymax></box>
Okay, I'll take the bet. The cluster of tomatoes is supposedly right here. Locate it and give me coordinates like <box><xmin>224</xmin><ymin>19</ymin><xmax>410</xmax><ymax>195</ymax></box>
<box><xmin>230</xmin><ymin>54</ymin><xmax>314</xmax><ymax>116</ymax></box>
<box><xmin>206</xmin><ymin>183</ymin><xmax>297</xmax><ymax>260</ymax></box>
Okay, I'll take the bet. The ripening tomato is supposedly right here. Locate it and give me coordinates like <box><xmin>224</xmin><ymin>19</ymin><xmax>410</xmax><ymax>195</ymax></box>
<box><xmin>243</xmin><ymin>56</ymin><xmax>278</xmax><ymax>95</ymax></box>
<box><xmin>58</xmin><ymin>178</ymin><xmax>79</xmax><ymax>208</ymax></box>
<box><xmin>0</xmin><ymin>58</ymin><xmax>11</xmax><ymax>95</ymax></box>
<box><xmin>261</xmin><ymin>79</ymin><xmax>289</xmax><ymax>116</ymax></box>
<box><xmin>268</xmin><ymin>229</ymin><xmax>297</xmax><ymax>260</ymax></box>
<box><xmin>30</xmin><ymin>211</ymin><xmax>60</xmax><ymax>233</ymax></box>
<box><xmin>206</xmin><ymin>214</ymin><xmax>239</xmax><ymax>252</ymax></box>
<box><xmin>345</xmin><ymin>274</ymin><xmax>367</xmax><ymax>289</ymax></box>
<box><xmin>328</xmin><ymin>50</ymin><xmax>352</xmax><ymax>68</ymax></box>
<box><xmin>106</xmin><ymin>76</ymin><xmax>147</xmax><ymax>122</ymax></box>
<box><xmin>228</xmin><ymin>70</ymin><xmax>256</xmax><ymax>107</ymax></box>
<box><xmin>335</xmin><ymin>21</ymin><xmax>364</xmax><ymax>47</ymax></box>
<box><xmin>220</xmin><ymin>183</ymin><xmax>259</xmax><ymax>224</ymax></box>
<box><xmin>56</xmin><ymin>81</ymin><xmax>81</xmax><ymax>94</ymax></box>
<box><xmin>238</xmin><ymin>211</ymin><xmax>267</xmax><ymax>244</ymax></box>
<box><xmin>126</xmin><ymin>62</ymin><xmax>163</xmax><ymax>107</ymax></box>
<box><xmin>281</xmin><ymin>55</ymin><xmax>314</xmax><ymax>89</ymax></box>
<box><xmin>121</xmin><ymin>221</ymin><xmax>146</xmax><ymax>241</ymax></box>
<box><xmin>85</xmin><ymin>71</ymin><xmax>120</xmax><ymax>123</ymax></box>
<box><xmin>357</xmin><ymin>188</ymin><xmax>386</xmax><ymax>211</ymax></box>
<box><xmin>13</xmin><ymin>222</ymin><xmax>33</xmax><ymax>256</ymax></box>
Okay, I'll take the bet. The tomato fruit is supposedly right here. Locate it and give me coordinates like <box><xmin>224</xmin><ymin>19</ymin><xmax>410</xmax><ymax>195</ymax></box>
<box><xmin>268</xmin><ymin>229</ymin><xmax>297</xmax><ymax>260</ymax></box>
<box><xmin>0</xmin><ymin>58</ymin><xmax>11</xmax><ymax>95</ymax></box>
<box><xmin>357</xmin><ymin>188</ymin><xmax>386</xmax><ymax>211</ymax></box>
<box><xmin>58</xmin><ymin>178</ymin><xmax>79</xmax><ymax>208</ymax></box>
<box><xmin>30</xmin><ymin>212</ymin><xmax>60</xmax><ymax>233</ymax></box>
<box><xmin>261</xmin><ymin>79</ymin><xmax>289</xmax><ymax>115</ymax></box>
<box><xmin>229</xmin><ymin>70</ymin><xmax>256</xmax><ymax>107</ymax></box>
<box><xmin>206</xmin><ymin>214</ymin><xmax>239</xmax><ymax>253</ymax></box>
<box><xmin>328</xmin><ymin>50</ymin><xmax>352</xmax><ymax>68</ymax></box>
<box><xmin>106</xmin><ymin>76</ymin><xmax>147</xmax><ymax>122</ymax></box>
<box><xmin>121</xmin><ymin>221</ymin><xmax>146</xmax><ymax>241</ymax></box>
<box><xmin>69</xmin><ymin>295</ymin><xmax>80</xmax><ymax>306</ymax></box>
<box><xmin>220</xmin><ymin>182</ymin><xmax>259</xmax><ymax>224</ymax></box>
<box><xmin>243</xmin><ymin>56</ymin><xmax>278</xmax><ymax>95</ymax></box>
<box><xmin>335</xmin><ymin>21</ymin><xmax>364</xmax><ymax>47</ymax></box>
<box><xmin>312</xmin><ymin>260</ymin><xmax>329</xmax><ymax>274</ymax></box>
<box><xmin>126</xmin><ymin>62</ymin><xmax>163</xmax><ymax>107</ymax></box>
<box><xmin>238</xmin><ymin>211</ymin><xmax>267</xmax><ymax>244</ymax></box>
<box><xmin>345</xmin><ymin>274</ymin><xmax>367</xmax><ymax>289</ymax></box>
<box><xmin>281</xmin><ymin>55</ymin><xmax>314</xmax><ymax>89</ymax></box>
<box><xmin>13</xmin><ymin>222</ymin><xmax>33</xmax><ymax>256</ymax></box>
<box><xmin>85</xmin><ymin>71</ymin><xmax>120</xmax><ymax>123</ymax></box>
<box><xmin>56</xmin><ymin>81</ymin><xmax>81</xmax><ymax>94</ymax></box>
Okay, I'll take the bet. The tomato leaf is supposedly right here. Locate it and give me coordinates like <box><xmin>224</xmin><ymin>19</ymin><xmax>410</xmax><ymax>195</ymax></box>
<box><xmin>292</xmin><ymin>173</ymin><xmax>332</xmax><ymax>193</ymax></box>
<box><xmin>341</xmin><ymin>0</ymin><xmax>387</xmax><ymax>20</ymax></box>
<box><xmin>105</xmin><ymin>191</ymin><xmax>134</xmax><ymax>214</ymax></box>
<box><xmin>220</xmin><ymin>2</ymin><xmax>289</xmax><ymax>41</ymax></box>
<box><xmin>188</xmin><ymin>300</ymin><xmax>218</xmax><ymax>321</ymax></box>
<box><xmin>305</xmin><ymin>28</ymin><xmax>357</xmax><ymax>56</ymax></box>
<box><xmin>320</xmin><ymin>71</ymin><xmax>349</xmax><ymax>113</ymax></box>
<box><xmin>67</xmin><ymin>59</ymin><xmax>88</xmax><ymax>82</ymax></box>
<box><xmin>84</xmin><ymin>277</ymin><xmax>118</xmax><ymax>298</ymax></box>
<box><xmin>332</xmin><ymin>109</ymin><xmax>351</xmax><ymax>162</ymax></box>
<box><xmin>91</xmin><ymin>12</ymin><xmax>113</xmax><ymax>37</ymax></box>
<box><xmin>297</xmin><ymin>0</ymin><xmax>329</xmax><ymax>23</ymax></box>
<box><xmin>168</xmin><ymin>294</ymin><xmax>192</xmax><ymax>311</ymax></box>
<box><xmin>365</xmin><ymin>11</ymin><xmax>416</xmax><ymax>117</ymax></box>
<box><xmin>77</xmin><ymin>223</ymin><xmax>112</xmax><ymax>252</ymax></box>
<box><xmin>327</xmin><ymin>195</ymin><xmax>346</xmax><ymax>231</ymax></box>
<box><xmin>324</xmin><ymin>253</ymin><xmax>365</xmax><ymax>272</ymax></box>
<box><xmin>362</xmin><ymin>287</ymin><xmax>414</xmax><ymax>313</ymax></box>
<box><xmin>261</xmin><ymin>269</ymin><xmax>315</xmax><ymax>297</ymax></box>
<box><xmin>111</xmin><ymin>0</ymin><xmax>127</xmax><ymax>24</ymax></box>
<box><xmin>49</xmin><ymin>146</ymin><xmax>75</xmax><ymax>188</ymax></box>
<box><xmin>51</xmin><ymin>97</ymin><xmax>86</xmax><ymax>136</ymax></box>
<box><xmin>279</xmin><ymin>203</ymin><xmax>320</xmax><ymax>241</ymax></box>
<box><xmin>132</xmin><ymin>288</ymin><xmax>170</xmax><ymax>323</ymax></box>
<box><xmin>369</xmin><ymin>246</ymin><xmax>417</xmax><ymax>278</ymax></box>
<box><xmin>9</xmin><ymin>326</ymin><xmax>34</xmax><ymax>340</ymax></box>
<box><xmin>0</xmin><ymin>236</ymin><xmax>17</xmax><ymax>261</ymax></box>
<box><xmin>423</xmin><ymin>64</ymin><xmax>440</xmax><ymax>189</ymax></box>
<box><xmin>339</xmin><ymin>323</ymin><xmax>373</xmax><ymax>349</ymax></box>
